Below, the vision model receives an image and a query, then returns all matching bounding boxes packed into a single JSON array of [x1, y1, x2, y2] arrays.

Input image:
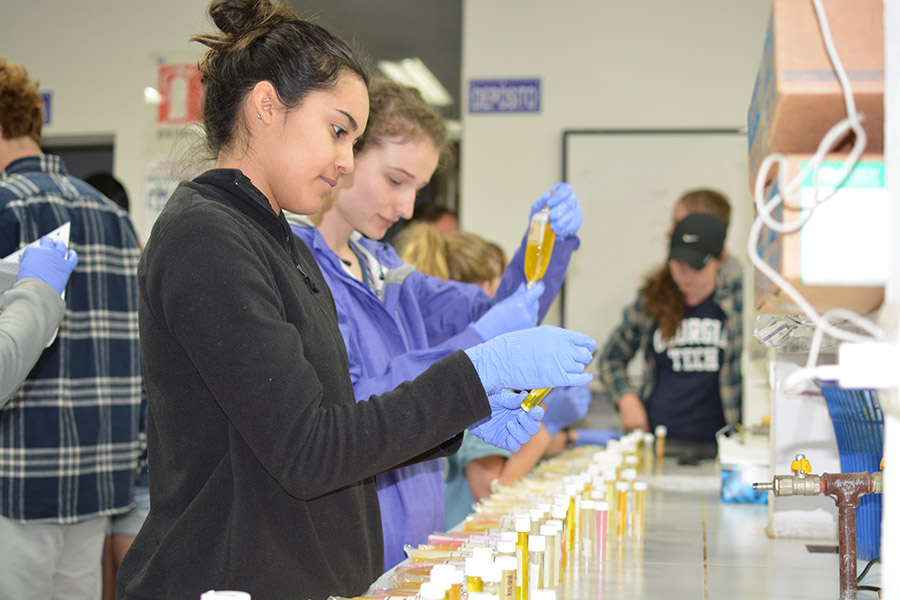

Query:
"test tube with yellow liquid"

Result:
[[525, 206, 555, 289], [521, 387, 551, 412], [521, 206, 555, 412]]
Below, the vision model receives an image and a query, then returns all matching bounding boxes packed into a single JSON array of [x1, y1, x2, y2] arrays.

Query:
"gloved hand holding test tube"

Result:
[[464, 325, 596, 452]]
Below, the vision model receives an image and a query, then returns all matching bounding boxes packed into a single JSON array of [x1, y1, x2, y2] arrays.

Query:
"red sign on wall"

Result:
[[157, 63, 202, 125]]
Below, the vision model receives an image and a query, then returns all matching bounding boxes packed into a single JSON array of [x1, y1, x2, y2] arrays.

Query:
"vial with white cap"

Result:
[[527, 534, 545, 597], [481, 562, 503, 596], [515, 514, 531, 600], [655, 425, 667, 461], [417, 581, 447, 600], [496, 555, 517, 600], [633, 481, 648, 540], [538, 524, 557, 589], [465, 556, 485, 593]]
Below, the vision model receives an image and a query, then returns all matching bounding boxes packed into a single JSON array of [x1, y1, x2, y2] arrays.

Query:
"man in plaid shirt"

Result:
[[0, 58, 143, 599]]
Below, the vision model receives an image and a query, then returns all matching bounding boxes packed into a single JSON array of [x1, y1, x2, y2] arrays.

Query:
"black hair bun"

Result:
[[209, 0, 274, 37]]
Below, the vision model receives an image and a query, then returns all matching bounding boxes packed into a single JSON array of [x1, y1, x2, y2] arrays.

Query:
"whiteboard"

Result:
[[562, 130, 752, 369]]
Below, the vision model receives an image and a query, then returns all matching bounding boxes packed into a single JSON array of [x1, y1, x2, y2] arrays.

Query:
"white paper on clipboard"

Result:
[[0, 222, 72, 346]]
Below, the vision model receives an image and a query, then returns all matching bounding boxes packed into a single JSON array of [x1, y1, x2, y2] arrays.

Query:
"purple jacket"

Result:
[[292, 219, 577, 570]]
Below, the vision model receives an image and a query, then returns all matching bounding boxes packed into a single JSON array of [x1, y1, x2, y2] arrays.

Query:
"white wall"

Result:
[[461, 0, 772, 419], [460, 0, 770, 249], [2, 0, 210, 238]]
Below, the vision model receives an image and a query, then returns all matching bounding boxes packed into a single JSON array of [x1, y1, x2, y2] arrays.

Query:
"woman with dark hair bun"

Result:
[[115, 1, 596, 599]]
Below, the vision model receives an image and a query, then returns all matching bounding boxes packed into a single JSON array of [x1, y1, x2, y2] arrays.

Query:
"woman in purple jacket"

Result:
[[290, 79, 585, 570]]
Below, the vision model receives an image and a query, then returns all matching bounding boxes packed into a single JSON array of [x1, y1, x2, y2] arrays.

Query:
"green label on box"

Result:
[[801, 160, 884, 189]]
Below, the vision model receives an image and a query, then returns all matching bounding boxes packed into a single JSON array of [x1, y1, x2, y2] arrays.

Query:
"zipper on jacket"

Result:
[[296, 262, 320, 293]]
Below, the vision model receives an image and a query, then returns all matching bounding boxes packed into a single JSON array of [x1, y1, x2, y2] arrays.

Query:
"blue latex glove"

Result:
[[17, 236, 78, 295], [528, 182, 582, 238], [471, 281, 543, 340], [541, 385, 592, 437], [464, 325, 596, 393], [573, 428, 622, 447], [469, 389, 545, 452]]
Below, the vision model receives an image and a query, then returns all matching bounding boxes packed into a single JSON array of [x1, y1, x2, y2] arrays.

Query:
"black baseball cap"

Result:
[[668, 213, 726, 270]]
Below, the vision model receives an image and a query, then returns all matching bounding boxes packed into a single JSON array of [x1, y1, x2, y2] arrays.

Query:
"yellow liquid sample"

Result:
[[521, 387, 551, 411], [525, 213, 555, 287]]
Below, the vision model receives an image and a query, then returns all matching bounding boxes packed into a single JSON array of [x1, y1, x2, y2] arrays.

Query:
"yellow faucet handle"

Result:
[[791, 457, 812, 474]]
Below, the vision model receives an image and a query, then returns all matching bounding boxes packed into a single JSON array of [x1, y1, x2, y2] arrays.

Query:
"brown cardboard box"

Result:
[[747, 0, 883, 188], [754, 153, 886, 315]]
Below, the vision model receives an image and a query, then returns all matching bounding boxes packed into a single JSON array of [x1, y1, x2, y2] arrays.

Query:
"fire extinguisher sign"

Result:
[[157, 63, 202, 125]]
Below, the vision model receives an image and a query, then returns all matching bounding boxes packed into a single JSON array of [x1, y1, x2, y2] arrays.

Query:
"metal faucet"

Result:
[[753, 454, 883, 600]]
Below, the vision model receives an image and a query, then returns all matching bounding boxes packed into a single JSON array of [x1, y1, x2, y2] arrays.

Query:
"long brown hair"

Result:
[[642, 189, 731, 339]]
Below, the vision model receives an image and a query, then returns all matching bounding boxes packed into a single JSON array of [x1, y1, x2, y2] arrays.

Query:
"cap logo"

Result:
[[682, 233, 699, 243]]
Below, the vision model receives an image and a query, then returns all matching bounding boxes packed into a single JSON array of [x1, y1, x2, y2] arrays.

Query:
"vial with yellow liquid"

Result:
[[525, 206, 555, 288], [521, 387, 551, 412]]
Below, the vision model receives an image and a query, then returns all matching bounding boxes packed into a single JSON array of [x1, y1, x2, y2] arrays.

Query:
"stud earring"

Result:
[[257, 114, 262, 120]]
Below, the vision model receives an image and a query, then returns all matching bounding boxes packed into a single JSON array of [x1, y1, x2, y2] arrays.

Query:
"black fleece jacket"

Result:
[[116, 169, 490, 600]]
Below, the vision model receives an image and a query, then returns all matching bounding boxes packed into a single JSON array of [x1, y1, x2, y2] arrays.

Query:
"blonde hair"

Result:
[[396, 223, 505, 286]]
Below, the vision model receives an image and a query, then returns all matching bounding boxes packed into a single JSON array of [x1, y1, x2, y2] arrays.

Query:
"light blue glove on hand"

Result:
[[541, 385, 592, 437], [471, 282, 543, 341], [528, 182, 582, 238], [469, 389, 545, 452], [574, 428, 622, 447], [464, 325, 596, 393], [17, 236, 78, 295]]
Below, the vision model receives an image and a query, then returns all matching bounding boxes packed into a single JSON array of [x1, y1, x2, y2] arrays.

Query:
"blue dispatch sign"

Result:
[[40, 92, 52, 125], [469, 79, 541, 114]]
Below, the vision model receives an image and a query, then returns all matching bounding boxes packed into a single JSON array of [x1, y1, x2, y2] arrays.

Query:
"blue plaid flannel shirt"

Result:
[[0, 155, 143, 523]]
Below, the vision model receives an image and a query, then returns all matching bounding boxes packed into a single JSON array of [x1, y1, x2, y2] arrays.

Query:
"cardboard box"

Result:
[[754, 153, 886, 315], [747, 0, 884, 188]]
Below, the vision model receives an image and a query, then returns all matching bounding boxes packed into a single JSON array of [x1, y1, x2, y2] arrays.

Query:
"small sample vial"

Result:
[[473, 546, 495, 562], [496, 555, 518, 600], [594, 500, 609, 563], [550, 505, 567, 577], [539, 524, 557, 589], [633, 481, 648, 541], [481, 563, 503, 596], [580, 499, 595, 561], [527, 534, 545, 597], [529, 508, 545, 535], [515, 515, 531, 600], [615, 481, 629, 538], [496, 539, 516, 559], [447, 567, 464, 600], [465, 556, 484, 593], [417, 581, 446, 600], [655, 425, 667, 461], [563, 484, 577, 555], [521, 387, 551, 412], [525, 205, 555, 288]]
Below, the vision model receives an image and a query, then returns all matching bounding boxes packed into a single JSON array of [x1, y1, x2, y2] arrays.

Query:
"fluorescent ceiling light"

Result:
[[143, 86, 162, 105], [377, 57, 453, 107]]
